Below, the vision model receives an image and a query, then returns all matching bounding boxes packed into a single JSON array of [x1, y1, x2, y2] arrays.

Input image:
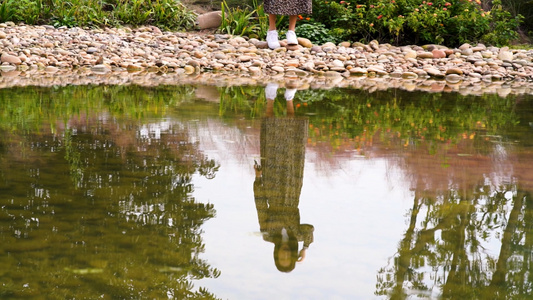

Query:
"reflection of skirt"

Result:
[[260, 117, 308, 208], [264, 0, 312, 16]]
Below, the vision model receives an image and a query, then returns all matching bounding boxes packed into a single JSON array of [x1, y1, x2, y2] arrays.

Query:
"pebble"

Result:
[[0, 24, 533, 95]]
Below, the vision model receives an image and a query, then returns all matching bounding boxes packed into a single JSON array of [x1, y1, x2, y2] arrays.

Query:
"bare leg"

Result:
[[266, 100, 275, 117], [288, 15, 297, 31], [269, 14, 277, 31], [286, 100, 295, 116]]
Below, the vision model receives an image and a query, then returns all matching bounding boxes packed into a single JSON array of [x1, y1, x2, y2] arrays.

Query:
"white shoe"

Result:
[[286, 30, 298, 45], [284, 88, 297, 101], [265, 82, 279, 99], [266, 30, 280, 49]]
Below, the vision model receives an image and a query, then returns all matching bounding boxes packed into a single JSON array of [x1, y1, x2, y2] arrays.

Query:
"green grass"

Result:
[[0, 0, 197, 31]]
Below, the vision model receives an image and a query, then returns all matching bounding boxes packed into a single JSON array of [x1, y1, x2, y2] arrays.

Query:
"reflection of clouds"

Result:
[[489, 143, 515, 187], [119, 200, 172, 226], [138, 121, 173, 141], [190, 119, 260, 168]]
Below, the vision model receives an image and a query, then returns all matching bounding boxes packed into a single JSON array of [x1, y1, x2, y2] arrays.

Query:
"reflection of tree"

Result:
[[376, 148, 533, 299], [0, 86, 221, 299]]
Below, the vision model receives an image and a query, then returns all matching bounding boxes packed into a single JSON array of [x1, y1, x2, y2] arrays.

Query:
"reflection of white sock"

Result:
[[284, 88, 297, 101], [265, 83, 279, 100]]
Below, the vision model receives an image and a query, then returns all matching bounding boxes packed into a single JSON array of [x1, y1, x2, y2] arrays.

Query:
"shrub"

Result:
[[310, 0, 522, 46], [295, 23, 341, 44], [1, 0, 197, 30], [220, 0, 262, 37]]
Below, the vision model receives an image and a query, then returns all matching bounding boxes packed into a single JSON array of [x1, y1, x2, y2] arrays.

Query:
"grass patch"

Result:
[[0, 0, 197, 31]]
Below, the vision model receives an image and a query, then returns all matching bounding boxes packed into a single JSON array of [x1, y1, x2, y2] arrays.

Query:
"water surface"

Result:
[[1, 84, 532, 299]]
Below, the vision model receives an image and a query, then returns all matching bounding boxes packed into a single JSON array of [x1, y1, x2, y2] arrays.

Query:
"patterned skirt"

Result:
[[264, 0, 312, 16]]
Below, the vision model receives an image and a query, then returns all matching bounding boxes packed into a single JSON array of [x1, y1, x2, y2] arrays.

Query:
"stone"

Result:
[[239, 55, 252, 62], [193, 51, 205, 58], [184, 65, 196, 74], [87, 47, 98, 54], [445, 68, 463, 75], [44, 66, 59, 73], [431, 49, 446, 59], [298, 38, 313, 48], [0, 65, 17, 72], [349, 67, 367, 75], [91, 64, 111, 73], [285, 44, 299, 51], [255, 41, 268, 49], [445, 74, 463, 83], [481, 51, 492, 58], [213, 52, 227, 60], [417, 52, 433, 59], [285, 60, 299, 67], [404, 50, 417, 59], [196, 11, 223, 29], [425, 67, 444, 78], [402, 72, 418, 79], [127, 64, 143, 72], [1, 53, 21, 65], [339, 41, 351, 48], [310, 45, 323, 53], [271, 66, 285, 73], [331, 59, 344, 68], [459, 43, 471, 50], [0, 21, 531, 93], [461, 48, 473, 56], [498, 50, 514, 61]]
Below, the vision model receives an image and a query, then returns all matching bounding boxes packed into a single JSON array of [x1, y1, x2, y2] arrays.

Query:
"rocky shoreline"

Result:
[[1, 22, 533, 96]]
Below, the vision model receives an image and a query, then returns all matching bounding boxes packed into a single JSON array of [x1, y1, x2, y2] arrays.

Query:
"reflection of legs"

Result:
[[265, 83, 278, 117], [285, 88, 296, 116], [266, 99, 275, 117], [284, 88, 296, 101], [265, 83, 279, 100], [286, 100, 294, 116]]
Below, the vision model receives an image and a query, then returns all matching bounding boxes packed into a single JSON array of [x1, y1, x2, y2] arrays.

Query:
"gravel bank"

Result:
[[1, 22, 533, 96]]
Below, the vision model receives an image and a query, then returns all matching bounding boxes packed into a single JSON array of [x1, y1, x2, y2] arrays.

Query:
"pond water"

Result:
[[1, 83, 533, 299]]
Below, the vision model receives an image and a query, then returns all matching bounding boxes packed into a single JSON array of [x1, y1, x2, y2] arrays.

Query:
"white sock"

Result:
[[265, 83, 279, 100], [284, 88, 297, 101]]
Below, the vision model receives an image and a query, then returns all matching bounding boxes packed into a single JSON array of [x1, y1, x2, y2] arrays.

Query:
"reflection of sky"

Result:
[[134, 117, 524, 299], [191, 120, 414, 299]]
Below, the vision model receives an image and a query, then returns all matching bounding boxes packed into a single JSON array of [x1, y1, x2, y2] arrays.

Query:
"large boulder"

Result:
[[196, 11, 223, 29]]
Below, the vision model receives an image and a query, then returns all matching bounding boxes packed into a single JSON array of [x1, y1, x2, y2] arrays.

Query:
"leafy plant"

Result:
[[220, 0, 262, 37], [309, 0, 523, 46], [295, 23, 339, 45], [2, 0, 196, 30], [0, 0, 16, 22]]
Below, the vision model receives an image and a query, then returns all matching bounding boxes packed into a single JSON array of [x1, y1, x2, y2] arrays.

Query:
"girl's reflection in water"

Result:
[[253, 82, 314, 273]]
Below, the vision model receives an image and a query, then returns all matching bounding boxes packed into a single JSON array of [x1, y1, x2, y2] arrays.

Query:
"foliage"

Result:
[[210, 85, 522, 155], [215, 0, 521, 46], [482, 0, 524, 46], [220, 0, 262, 37], [0, 0, 16, 22], [307, 0, 523, 46], [0, 0, 197, 30], [219, 0, 287, 39], [0, 84, 222, 299], [501, 0, 533, 36], [295, 23, 340, 45]]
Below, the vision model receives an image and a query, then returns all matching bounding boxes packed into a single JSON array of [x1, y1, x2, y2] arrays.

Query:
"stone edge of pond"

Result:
[[1, 22, 532, 97], [0, 69, 527, 97]]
